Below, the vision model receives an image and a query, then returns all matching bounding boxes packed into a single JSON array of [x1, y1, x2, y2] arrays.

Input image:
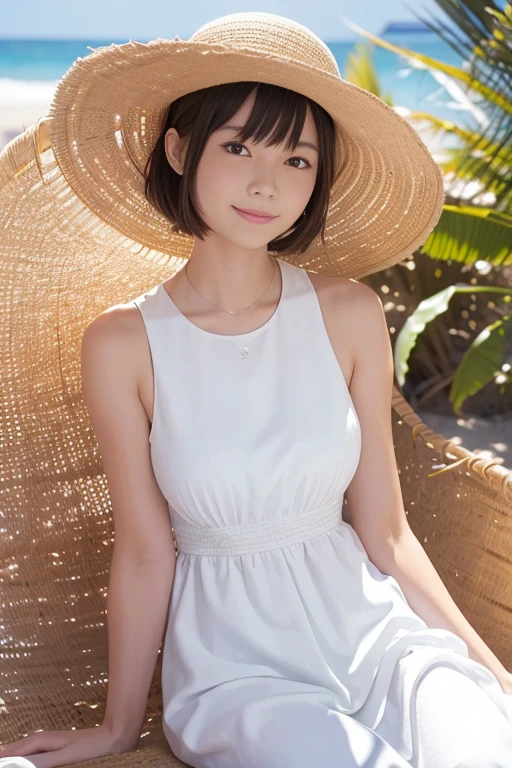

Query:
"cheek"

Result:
[[195, 155, 239, 205], [283, 172, 316, 208]]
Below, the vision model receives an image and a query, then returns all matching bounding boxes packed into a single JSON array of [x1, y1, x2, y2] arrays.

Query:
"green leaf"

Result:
[[394, 284, 512, 386], [450, 316, 511, 413], [402, 111, 512, 166], [420, 206, 512, 266], [394, 286, 457, 387]]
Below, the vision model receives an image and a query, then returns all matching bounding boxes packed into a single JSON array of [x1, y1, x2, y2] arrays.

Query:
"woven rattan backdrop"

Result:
[[1, 122, 511, 768]]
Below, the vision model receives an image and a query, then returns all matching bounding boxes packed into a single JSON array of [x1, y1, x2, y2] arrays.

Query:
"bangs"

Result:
[[210, 82, 308, 152]]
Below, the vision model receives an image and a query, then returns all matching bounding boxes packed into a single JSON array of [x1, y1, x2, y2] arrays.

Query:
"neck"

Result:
[[182, 247, 278, 312]]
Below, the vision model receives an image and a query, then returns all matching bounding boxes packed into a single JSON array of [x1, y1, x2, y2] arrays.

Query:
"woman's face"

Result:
[[167, 90, 319, 249]]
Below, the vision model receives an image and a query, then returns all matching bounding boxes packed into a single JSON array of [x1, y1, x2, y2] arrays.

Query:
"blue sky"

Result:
[[2, 0, 441, 40]]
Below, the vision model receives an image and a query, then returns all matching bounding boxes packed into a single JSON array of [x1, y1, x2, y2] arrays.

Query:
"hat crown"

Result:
[[190, 12, 341, 79]]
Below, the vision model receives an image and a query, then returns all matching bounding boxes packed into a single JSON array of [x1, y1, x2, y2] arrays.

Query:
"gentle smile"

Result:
[[233, 206, 278, 224]]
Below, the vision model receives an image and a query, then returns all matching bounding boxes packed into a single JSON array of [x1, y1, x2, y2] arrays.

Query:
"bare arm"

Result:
[[81, 307, 176, 750]]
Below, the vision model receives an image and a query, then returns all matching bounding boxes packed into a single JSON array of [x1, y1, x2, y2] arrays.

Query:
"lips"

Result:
[[233, 206, 277, 224], [235, 207, 276, 218]]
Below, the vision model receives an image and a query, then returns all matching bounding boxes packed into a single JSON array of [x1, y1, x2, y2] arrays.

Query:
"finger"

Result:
[[25, 753, 58, 768], [25, 746, 81, 768], [28, 741, 90, 768], [0, 739, 38, 758], [0, 735, 67, 758]]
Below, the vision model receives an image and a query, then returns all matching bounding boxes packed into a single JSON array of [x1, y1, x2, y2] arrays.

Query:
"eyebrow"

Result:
[[219, 124, 318, 153]]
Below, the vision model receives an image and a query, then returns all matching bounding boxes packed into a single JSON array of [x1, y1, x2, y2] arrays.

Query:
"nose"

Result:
[[247, 169, 277, 199]]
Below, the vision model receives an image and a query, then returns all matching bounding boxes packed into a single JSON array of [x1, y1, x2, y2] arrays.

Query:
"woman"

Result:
[[1, 12, 512, 768]]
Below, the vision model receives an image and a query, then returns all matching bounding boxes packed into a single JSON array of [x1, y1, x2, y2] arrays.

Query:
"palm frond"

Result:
[[340, 3, 512, 209]]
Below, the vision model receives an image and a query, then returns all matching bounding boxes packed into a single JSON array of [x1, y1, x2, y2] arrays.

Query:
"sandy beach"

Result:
[[0, 81, 56, 150], [1, 105, 47, 148], [417, 410, 512, 471]]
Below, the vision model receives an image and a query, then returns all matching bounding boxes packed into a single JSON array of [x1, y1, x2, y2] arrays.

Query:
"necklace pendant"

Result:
[[230, 340, 252, 359]]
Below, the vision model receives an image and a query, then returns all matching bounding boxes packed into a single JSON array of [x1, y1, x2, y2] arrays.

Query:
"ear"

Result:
[[164, 128, 187, 175]]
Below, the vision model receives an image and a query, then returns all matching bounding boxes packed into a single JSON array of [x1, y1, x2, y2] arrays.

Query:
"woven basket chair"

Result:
[[1, 120, 512, 768]]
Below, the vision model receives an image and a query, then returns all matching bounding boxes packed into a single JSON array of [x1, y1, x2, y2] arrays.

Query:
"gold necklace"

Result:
[[184, 258, 277, 316]]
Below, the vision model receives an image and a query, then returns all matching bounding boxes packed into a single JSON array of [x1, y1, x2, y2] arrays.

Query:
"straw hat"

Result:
[[36, 10, 445, 279]]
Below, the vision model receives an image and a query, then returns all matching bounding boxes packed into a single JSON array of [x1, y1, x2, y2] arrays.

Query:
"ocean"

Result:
[[0, 34, 469, 152]]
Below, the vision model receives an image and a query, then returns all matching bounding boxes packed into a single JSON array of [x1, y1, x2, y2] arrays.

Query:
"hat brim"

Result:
[[42, 38, 444, 278]]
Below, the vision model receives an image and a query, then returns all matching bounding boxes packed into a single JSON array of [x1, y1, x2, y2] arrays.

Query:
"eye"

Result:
[[287, 156, 311, 169], [223, 142, 250, 157], [222, 142, 311, 169]]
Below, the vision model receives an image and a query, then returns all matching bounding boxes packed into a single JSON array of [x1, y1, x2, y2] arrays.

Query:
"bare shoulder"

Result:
[[83, 298, 145, 342], [306, 269, 379, 311], [82, 300, 148, 384], [305, 270, 384, 386], [306, 270, 384, 338]]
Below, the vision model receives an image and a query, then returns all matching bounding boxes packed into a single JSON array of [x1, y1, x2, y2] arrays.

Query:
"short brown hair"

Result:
[[144, 81, 340, 257]]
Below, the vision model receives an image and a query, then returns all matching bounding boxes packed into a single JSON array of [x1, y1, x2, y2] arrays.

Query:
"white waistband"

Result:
[[172, 496, 344, 556]]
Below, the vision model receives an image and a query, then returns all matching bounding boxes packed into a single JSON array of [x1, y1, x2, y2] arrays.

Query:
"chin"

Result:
[[214, 229, 272, 249]]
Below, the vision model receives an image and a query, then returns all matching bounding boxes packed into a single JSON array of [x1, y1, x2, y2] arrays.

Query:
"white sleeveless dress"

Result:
[[131, 258, 512, 767]]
